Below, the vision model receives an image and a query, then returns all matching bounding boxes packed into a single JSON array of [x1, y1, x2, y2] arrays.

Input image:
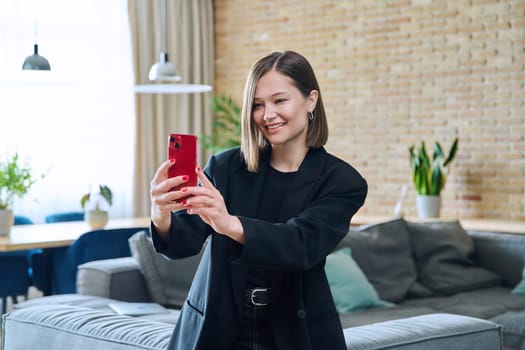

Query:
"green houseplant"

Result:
[[81, 184, 113, 229], [408, 138, 458, 218], [201, 94, 241, 154], [0, 153, 43, 234]]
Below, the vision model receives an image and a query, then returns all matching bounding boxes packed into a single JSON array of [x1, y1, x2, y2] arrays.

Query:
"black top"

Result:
[[247, 166, 297, 288], [152, 146, 368, 350]]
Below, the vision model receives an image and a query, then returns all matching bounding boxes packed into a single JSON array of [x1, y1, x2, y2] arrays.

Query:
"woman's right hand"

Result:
[[150, 159, 190, 240]]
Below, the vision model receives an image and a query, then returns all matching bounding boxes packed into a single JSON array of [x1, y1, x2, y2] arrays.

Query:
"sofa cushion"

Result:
[[470, 230, 525, 286], [511, 257, 525, 295], [3, 304, 174, 350], [129, 231, 204, 308], [405, 220, 502, 295], [491, 309, 525, 350], [401, 286, 525, 320], [325, 247, 393, 314], [14, 293, 182, 325], [339, 218, 417, 302], [343, 313, 502, 350], [77, 257, 150, 302]]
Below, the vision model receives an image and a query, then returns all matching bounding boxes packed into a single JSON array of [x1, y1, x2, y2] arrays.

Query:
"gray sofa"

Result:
[[3, 218, 525, 349]]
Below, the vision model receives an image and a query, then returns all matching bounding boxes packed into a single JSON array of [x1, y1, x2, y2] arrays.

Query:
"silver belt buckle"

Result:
[[250, 287, 269, 306]]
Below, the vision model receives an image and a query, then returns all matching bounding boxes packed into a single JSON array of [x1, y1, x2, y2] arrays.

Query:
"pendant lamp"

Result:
[[22, 44, 50, 70], [22, 22, 50, 71], [134, 0, 212, 94]]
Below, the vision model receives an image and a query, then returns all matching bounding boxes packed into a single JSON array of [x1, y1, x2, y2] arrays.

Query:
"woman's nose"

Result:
[[263, 107, 276, 121]]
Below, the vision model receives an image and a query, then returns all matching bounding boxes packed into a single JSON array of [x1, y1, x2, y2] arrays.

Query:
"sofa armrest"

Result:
[[343, 313, 502, 350], [76, 257, 151, 302], [469, 230, 525, 286]]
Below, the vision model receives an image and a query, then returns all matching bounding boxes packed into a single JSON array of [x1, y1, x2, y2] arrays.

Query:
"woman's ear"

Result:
[[308, 90, 319, 112]]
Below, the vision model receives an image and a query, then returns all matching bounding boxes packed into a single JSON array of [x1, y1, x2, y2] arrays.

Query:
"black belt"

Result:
[[246, 287, 272, 306]]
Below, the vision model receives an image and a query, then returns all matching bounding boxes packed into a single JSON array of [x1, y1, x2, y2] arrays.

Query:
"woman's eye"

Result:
[[275, 98, 287, 104], [252, 103, 263, 110]]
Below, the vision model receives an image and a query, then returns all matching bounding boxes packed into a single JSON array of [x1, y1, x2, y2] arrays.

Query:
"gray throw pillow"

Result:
[[405, 220, 502, 295], [338, 218, 417, 302], [128, 231, 205, 308]]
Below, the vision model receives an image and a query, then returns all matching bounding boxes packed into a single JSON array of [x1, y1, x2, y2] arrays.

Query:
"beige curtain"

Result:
[[128, 0, 214, 217]]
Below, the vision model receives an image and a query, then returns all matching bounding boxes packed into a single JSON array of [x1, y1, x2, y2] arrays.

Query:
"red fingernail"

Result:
[[182, 175, 189, 181], [181, 200, 187, 205], [169, 159, 175, 163], [181, 187, 188, 193], [196, 166, 201, 172]]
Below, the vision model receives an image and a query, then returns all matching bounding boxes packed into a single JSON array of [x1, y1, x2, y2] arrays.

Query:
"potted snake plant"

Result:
[[409, 138, 459, 218]]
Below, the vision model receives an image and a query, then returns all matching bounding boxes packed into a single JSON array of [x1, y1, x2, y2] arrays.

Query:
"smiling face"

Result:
[[252, 69, 317, 151], [240, 51, 328, 172]]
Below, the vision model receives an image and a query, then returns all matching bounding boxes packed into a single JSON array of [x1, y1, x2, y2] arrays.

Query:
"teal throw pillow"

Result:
[[511, 262, 525, 295], [325, 247, 394, 314]]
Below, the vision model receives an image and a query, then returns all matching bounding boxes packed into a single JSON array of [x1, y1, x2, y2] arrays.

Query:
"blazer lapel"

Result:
[[228, 150, 271, 321], [228, 151, 270, 218]]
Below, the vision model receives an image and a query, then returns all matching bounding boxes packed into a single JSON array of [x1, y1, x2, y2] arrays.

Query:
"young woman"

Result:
[[150, 50, 368, 350]]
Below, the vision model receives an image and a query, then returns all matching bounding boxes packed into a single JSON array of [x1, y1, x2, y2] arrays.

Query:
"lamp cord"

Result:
[[161, 0, 167, 56]]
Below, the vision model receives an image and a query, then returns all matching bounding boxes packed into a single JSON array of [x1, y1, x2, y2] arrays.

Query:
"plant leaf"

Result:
[[99, 185, 113, 206], [80, 193, 90, 209], [430, 160, 442, 195], [443, 137, 459, 167], [201, 94, 242, 154], [433, 142, 443, 163]]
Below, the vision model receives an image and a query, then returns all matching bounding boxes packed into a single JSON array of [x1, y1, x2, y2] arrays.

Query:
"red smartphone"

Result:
[[167, 133, 198, 191]]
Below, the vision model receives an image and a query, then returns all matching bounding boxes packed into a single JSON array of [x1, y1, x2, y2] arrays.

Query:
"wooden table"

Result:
[[351, 213, 525, 235], [0, 217, 151, 252]]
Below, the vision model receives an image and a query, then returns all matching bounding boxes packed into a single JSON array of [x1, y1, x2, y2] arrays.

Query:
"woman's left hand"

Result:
[[181, 166, 244, 243]]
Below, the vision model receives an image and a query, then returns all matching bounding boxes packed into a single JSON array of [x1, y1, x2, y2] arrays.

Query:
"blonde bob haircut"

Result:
[[240, 51, 328, 172]]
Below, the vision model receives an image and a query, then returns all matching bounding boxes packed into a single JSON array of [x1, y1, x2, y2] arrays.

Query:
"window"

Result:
[[0, 0, 135, 223]]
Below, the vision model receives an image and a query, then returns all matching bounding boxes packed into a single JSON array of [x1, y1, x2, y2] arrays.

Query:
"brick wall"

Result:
[[213, 0, 525, 220]]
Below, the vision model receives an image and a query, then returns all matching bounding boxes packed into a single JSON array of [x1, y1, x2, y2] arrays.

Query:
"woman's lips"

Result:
[[266, 122, 286, 132]]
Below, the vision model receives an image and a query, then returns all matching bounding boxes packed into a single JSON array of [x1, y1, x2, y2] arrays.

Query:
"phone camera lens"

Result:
[[175, 142, 181, 149]]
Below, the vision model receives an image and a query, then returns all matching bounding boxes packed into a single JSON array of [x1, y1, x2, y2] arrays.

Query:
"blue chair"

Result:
[[14, 215, 33, 225], [36, 227, 149, 295], [44, 212, 84, 223], [0, 215, 34, 313], [32, 211, 84, 294], [0, 256, 31, 314]]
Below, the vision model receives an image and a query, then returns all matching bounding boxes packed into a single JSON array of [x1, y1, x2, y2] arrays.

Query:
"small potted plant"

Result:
[[0, 153, 43, 235], [408, 138, 458, 218], [81, 184, 113, 229]]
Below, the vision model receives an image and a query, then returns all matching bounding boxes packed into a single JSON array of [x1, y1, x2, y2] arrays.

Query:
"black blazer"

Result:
[[152, 147, 367, 350]]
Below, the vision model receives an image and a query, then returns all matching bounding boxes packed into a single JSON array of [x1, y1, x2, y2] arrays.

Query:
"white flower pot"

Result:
[[416, 195, 441, 218], [85, 210, 108, 230], [0, 209, 14, 236]]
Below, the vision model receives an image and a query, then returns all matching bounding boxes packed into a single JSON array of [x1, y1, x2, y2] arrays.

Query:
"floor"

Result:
[[2, 287, 42, 314]]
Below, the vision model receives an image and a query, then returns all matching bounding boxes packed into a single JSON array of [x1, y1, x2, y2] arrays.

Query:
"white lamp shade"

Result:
[[134, 83, 212, 94], [148, 57, 181, 82]]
